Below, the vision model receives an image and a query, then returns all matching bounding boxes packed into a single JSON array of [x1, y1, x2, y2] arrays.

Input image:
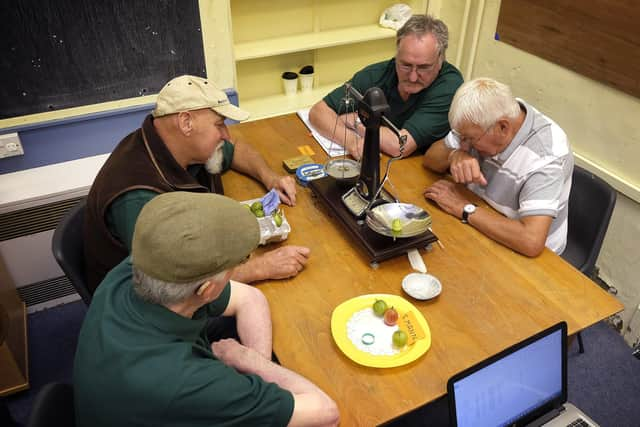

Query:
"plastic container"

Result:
[[242, 197, 291, 245]]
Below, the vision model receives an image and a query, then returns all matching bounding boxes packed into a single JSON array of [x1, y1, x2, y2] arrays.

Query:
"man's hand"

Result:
[[340, 113, 365, 136], [449, 150, 488, 186], [256, 246, 310, 279], [346, 136, 364, 161], [232, 245, 311, 283], [423, 180, 469, 219], [269, 175, 297, 206]]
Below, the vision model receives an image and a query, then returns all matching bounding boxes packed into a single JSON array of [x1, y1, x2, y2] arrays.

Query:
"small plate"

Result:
[[402, 273, 442, 300]]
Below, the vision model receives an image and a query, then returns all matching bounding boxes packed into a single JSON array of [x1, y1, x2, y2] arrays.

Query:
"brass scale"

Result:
[[309, 84, 437, 267]]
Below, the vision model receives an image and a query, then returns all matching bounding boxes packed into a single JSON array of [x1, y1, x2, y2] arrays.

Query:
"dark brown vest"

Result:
[[83, 115, 223, 294]]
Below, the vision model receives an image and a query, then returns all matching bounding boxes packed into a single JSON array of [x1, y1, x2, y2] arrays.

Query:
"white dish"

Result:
[[401, 273, 442, 300]]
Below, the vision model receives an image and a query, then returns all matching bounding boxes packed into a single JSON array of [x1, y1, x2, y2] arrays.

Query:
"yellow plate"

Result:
[[331, 294, 431, 368]]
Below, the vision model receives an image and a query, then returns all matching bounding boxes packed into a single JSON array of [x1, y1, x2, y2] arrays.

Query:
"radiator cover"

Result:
[[0, 195, 86, 313]]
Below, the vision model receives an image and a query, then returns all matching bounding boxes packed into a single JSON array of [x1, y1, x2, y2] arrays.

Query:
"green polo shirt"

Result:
[[74, 257, 294, 427], [105, 140, 235, 251], [324, 58, 463, 153]]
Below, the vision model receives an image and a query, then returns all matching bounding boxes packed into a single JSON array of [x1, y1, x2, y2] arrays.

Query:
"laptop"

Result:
[[447, 322, 599, 427]]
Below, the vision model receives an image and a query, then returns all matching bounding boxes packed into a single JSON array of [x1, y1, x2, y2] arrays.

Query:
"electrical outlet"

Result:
[[0, 133, 25, 159]]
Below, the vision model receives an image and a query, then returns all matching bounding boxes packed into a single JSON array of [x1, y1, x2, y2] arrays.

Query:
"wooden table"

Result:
[[226, 114, 623, 426]]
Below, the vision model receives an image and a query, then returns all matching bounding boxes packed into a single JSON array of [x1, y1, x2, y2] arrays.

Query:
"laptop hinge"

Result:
[[524, 405, 565, 427]]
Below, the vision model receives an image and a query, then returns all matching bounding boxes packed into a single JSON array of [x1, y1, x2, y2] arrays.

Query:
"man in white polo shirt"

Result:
[[422, 77, 573, 256]]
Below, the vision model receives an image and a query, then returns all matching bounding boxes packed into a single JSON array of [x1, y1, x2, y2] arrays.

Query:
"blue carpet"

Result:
[[567, 322, 640, 427], [6, 301, 640, 426], [6, 301, 86, 425]]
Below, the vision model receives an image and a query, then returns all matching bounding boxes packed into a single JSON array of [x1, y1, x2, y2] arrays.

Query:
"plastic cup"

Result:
[[299, 73, 314, 93], [299, 65, 314, 93], [282, 72, 298, 96]]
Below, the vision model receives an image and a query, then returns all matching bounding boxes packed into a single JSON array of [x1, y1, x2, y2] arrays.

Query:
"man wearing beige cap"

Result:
[[74, 192, 339, 427], [84, 75, 310, 294]]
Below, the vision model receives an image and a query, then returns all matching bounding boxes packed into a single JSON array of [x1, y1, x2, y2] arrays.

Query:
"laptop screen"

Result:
[[448, 322, 567, 427]]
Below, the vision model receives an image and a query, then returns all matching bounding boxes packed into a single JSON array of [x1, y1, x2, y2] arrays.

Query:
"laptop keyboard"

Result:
[[566, 418, 590, 427]]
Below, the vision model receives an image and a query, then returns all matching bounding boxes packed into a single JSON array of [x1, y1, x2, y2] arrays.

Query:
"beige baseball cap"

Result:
[[152, 75, 250, 121]]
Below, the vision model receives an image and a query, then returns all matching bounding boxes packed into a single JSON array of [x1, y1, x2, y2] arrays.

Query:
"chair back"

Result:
[[561, 165, 616, 276], [52, 201, 92, 305], [26, 382, 75, 427]]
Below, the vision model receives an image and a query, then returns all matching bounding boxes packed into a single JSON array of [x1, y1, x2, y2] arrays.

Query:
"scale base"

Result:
[[309, 177, 438, 264]]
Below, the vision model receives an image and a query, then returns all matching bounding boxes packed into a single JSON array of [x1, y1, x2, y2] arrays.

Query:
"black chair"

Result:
[[561, 165, 617, 353], [26, 382, 75, 427], [52, 201, 92, 305]]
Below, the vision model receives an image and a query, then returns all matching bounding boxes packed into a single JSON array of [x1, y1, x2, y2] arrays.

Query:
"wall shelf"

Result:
[[235, 24, 395, 61], [230, 0, 427, 121], [241, 84, 339, 121]]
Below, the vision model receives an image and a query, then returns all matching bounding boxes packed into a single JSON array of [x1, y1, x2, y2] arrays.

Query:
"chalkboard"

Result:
[[0, 1, 206, 119]]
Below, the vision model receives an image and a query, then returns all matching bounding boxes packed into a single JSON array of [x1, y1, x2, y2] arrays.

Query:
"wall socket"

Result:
[[0, 132, 25, 159]]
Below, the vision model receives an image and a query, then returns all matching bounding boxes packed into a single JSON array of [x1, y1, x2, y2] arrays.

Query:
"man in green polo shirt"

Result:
[[74, 192, 339, 427], [309, 14, 463, 158]]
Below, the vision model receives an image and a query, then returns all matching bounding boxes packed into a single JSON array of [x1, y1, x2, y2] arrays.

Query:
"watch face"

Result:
[[463, 204, 476, 214]]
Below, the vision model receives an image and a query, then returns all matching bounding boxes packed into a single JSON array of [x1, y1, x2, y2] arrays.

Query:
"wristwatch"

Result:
[[461, 204, 476, 224]]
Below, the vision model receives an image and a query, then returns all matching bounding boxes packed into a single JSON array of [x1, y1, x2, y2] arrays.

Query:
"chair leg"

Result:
[[577, 331, 585, 354]]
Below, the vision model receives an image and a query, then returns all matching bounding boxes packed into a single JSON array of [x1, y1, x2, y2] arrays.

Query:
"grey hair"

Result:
[[132, 265, 228, 306], [448, 78, 522, 130], [396, 14, 449, 60]]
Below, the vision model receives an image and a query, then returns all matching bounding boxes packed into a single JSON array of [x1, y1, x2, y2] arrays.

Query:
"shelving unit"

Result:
[[240, 84, 336, 120], [235, 24, 395, 61], [230, 0, 428, 121]]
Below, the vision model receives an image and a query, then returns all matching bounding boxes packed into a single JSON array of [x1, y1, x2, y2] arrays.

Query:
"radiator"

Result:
[[0, 155, 107, 312]]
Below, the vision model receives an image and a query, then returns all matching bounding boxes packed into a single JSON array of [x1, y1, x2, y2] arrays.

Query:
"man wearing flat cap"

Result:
[[84, 75, 310, 294], [74, 192, 339, 427]]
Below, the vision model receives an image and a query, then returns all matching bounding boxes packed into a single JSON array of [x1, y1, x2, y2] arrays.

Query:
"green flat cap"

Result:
[[132, 192, 260, 283]]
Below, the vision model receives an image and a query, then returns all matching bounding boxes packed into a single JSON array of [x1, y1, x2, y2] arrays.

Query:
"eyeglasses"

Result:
[[397, 62, 437, 76], [451, 124, 494, 148]]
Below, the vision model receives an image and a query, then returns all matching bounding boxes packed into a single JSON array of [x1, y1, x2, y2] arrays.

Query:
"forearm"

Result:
[[422, 140, 451, 173], [230, 257, 266, 284], [465, 207, 549, 257], [242, 352, 339, 427], [226, 281, 272, 359], [231, 140, 279, 190], [212, 339, 339, 427], [379, 127, 417, 157], [309, 101, 359, 149]]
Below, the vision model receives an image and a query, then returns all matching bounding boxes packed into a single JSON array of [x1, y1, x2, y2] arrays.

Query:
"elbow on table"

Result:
[[321, 399, 340, 427], [326, 400, 340, 427], [517, 239, 547, 258], [291, 393, 340, 427]]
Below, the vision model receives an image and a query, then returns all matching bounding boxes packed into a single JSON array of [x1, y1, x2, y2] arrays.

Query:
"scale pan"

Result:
[[366, 203, 432, 238], [325, 158, 360, 186]]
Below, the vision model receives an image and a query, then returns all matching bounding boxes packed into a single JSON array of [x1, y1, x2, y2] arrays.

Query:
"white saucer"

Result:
[[402, 272, 442, 300]]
